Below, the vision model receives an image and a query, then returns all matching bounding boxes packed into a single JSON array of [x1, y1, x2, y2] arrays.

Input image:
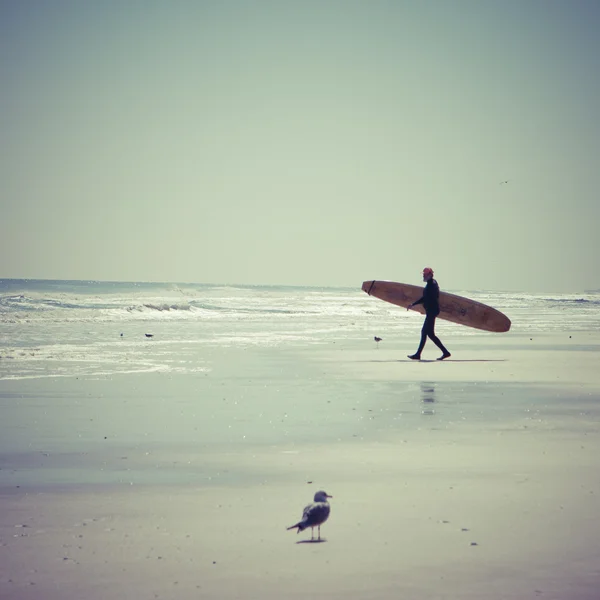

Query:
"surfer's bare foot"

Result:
[[408, 354, 421, 360], [437, 352, 451, 361]]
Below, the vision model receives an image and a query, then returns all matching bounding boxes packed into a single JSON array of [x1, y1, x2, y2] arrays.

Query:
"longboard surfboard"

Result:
[[362, 280, 511, 333]]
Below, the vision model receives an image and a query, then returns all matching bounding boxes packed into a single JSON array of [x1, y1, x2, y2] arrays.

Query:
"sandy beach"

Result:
[[1, 331, 599, 599]]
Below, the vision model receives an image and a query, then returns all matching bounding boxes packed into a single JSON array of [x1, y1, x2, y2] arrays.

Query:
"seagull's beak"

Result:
[[326, 494, 333, 498]]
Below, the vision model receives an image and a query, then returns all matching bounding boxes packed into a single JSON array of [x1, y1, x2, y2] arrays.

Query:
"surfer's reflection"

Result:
[[421, 382, 436, 415]]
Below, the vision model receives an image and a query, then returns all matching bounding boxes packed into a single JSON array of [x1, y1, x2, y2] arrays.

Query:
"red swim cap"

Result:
[[423, 267, 434, 276]]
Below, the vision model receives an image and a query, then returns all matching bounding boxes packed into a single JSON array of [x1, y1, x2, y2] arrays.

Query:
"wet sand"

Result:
[[1, 332, 599, 599]]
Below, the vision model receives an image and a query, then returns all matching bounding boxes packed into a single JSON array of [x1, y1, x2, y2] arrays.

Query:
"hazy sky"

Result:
[[1, 0, 599, 292]]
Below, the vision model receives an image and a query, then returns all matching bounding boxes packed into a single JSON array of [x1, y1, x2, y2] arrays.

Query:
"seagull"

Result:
[[287, 490, 332, 541], [374, 336, 382, 347], [145, 333, 154, 338]]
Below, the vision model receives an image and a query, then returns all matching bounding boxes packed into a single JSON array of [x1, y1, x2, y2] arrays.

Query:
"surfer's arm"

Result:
[[407, 296, 424, 310]]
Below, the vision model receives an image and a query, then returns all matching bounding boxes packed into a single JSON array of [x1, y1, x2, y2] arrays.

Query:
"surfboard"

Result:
[[362, 280, 511, 333]]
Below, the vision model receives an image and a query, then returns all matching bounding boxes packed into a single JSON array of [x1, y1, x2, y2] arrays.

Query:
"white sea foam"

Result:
[[1, 280, 599, 379]]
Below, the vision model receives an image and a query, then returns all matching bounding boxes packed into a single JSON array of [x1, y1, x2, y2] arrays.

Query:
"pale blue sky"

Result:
[[1, 0, 599, 292]]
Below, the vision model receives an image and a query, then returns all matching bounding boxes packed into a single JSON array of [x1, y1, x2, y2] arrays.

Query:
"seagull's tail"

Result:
[[287, 522, 305, 533]]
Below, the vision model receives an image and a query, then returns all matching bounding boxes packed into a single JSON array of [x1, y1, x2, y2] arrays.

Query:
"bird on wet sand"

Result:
[[145, 333, 154, 338], [374, 336, 382, 347], [287, 490, 332, 541]]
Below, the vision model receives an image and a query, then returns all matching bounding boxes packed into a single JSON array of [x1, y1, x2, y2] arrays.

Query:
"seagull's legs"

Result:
[[310, 527, 314, 540], [317, 525, 321, 541]]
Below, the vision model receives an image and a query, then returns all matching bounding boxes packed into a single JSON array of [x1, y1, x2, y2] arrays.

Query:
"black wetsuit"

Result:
[[412, 279, 449, 356]]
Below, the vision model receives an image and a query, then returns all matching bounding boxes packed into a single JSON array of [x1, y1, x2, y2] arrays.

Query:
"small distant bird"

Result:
[[500, 180, 509, 184], [287, 490, 332, 541], [145, 333, 154, 338], [374, 336, 382, 347]]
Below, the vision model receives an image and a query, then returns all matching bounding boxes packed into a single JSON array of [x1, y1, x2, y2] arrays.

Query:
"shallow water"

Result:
[[2, 280, 599, 491], [2, 279, 600, 380]]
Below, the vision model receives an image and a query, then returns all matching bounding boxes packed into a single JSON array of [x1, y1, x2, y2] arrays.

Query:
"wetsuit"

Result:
[[412, 279, 449, 357]]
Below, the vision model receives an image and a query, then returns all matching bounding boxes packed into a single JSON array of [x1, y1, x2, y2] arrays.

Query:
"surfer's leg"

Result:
[[414, 320, 429, 356], [408, 319, 428, 359], [427, 317, 451, 358]]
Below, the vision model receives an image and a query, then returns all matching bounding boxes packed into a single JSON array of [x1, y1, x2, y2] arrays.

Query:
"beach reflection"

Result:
[[421, 382, 436, 415]]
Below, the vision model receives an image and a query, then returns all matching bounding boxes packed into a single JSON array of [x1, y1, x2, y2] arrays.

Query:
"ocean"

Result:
[[1, 279, 599, 554], [1, 279, 599, 381]]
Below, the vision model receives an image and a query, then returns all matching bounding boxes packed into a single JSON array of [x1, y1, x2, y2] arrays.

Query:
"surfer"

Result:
[[407, 268, 451, 361]]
